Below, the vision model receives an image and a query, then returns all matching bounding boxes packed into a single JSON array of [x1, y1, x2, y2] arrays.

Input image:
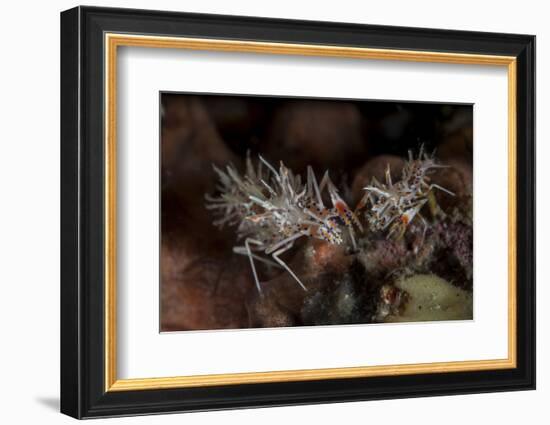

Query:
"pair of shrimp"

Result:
[[206, 154, 362, 293], [207, 146, 454, 293]]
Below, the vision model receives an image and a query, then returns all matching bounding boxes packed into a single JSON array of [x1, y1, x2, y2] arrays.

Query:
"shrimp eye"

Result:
[[329, 216, 344, 226]]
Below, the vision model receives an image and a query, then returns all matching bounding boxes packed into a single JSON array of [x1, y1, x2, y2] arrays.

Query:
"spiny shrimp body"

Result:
[[356, 145, 454, 240], [206, 154, 361, 293]]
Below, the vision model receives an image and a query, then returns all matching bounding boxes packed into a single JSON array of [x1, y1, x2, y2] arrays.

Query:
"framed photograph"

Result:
[[60, 6, 535, 419]]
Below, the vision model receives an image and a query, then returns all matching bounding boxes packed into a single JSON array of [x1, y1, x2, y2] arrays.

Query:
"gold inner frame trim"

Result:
[[104, 33, 518, 392]]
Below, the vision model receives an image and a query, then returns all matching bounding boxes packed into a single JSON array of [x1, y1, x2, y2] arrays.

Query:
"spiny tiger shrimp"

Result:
[[355, 145, 454, 241], [205, 153, 362, 293]]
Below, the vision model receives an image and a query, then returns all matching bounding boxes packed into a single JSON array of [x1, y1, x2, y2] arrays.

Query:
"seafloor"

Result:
[[160, 94, 473, 331]]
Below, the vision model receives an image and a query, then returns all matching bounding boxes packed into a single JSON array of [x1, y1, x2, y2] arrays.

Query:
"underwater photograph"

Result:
[[160, 93, 473, 331]]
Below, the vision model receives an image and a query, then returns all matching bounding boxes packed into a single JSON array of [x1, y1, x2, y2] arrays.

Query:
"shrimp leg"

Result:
[[307, 166, 325, 207], [233, 246, 282, 269], [272, 242, 307, 291], [265, 231, 307, 255], [429, 183, 455, 196], [237, 238, 265, 294]]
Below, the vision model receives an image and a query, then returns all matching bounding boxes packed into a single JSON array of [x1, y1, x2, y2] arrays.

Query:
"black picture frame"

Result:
[[60, 5, 535, 419]]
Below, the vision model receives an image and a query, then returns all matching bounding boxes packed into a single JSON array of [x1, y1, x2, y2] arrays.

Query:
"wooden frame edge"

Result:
[[103, 33, 518, 392], [108, 358, 516, 391]]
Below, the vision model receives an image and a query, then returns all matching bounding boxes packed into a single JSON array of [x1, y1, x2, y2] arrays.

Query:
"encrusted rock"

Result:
[[433, 220, 474, 285], [429, 163, 473, 213], [381, 274, 473, 323], [356, 238, 409, 277], [248, 242, 375, 328], [301, 259, 379, 326], [161, 241, 253, 331]]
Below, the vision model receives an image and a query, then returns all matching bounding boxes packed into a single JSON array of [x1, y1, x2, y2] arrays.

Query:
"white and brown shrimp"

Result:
[[205, 153, 362, 293], [355, 145, 454, 241]]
